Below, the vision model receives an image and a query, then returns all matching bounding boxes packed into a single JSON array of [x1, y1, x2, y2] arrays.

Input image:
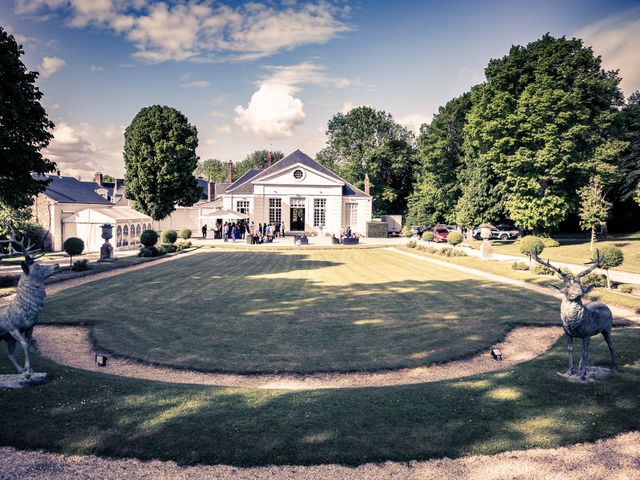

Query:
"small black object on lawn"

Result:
[[95, 354, 108, 367], [490, 348, 503, 361]]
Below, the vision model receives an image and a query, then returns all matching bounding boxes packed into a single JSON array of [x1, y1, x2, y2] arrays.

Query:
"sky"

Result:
[[2, 0, 640, 178]]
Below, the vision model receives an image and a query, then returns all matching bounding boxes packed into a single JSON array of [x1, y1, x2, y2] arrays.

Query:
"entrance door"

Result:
[[290, 207, 305, 231]]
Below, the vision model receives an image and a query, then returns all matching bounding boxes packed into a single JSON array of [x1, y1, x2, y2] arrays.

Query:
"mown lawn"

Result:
[[40, 249, 559, 373], [1, 330, 638, 466], [468, 232, 640, 273]]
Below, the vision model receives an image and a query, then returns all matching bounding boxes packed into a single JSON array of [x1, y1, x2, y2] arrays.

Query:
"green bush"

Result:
[[366, 221, 388, 238], [447, 231, 463, 248], [401, 225, 412, 237], [160, 243, 177, 253], [438, 247, 468, 257], [532, 264, 555, 276], [406, 240, 417, 248], [179, 229, 192, 240], [511, 261, 529, 271], [541, 237, 560, 248], [619, 284, 635, 294], [422, 231, 435, 242], [71, 259, 89, 271], [161, 229, 178, 244], [559, 267, 575, 281], [581, 273, 607, 288], [63, 237, 84, 267], [140, 230, 158, 248], [595, 246, 624, 289], [176, 241, 192, 251], [517, 236, 545, 258], [138, 246, 165, 257]]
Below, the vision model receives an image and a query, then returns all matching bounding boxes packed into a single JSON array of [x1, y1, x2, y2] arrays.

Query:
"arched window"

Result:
[[123, 225, 129, 246], [136, 224, 141, 243], [116, 225, 123, 247]]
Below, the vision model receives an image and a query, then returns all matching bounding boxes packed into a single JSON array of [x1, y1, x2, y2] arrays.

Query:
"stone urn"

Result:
[[99, 223, 115, 262], [479, 223, 493, 259]]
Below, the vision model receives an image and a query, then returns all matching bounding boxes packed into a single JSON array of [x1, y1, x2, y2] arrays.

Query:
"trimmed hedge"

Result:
[[179, 229, 192, 240], [140, 230, 158, 247], [161, 229, 178, 244]]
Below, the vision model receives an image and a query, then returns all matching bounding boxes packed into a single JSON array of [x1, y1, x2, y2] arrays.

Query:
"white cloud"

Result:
[[204, 138, 217, 145], [215, 124, 232, 134], [39, 56, 65, 78], [398, 113, 431, 134], [260, 62, 350, 92], [234, 83, 305, 139], [576, 8, 640, 96], [340, 101, 371, 114], [89, 64, 104, 72], [209, 110, 226, 118], [180, 80, 210, 88], [16, 1, 352, 63]]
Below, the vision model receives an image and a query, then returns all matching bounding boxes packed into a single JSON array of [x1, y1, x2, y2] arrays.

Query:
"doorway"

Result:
[[290, 207, 305, 231]]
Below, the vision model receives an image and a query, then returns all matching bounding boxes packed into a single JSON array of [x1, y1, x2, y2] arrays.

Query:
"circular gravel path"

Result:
[[1, 432, 639, 480]]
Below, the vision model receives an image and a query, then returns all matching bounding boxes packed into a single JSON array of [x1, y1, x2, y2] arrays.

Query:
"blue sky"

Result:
[[2, 0, 640, 178]]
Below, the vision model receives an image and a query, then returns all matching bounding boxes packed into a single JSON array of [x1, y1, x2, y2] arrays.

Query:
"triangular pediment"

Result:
[[253, 162, 344, 186]]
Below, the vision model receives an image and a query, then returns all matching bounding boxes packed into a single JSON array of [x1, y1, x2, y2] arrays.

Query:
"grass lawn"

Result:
[[1, 330, 638, 466], [40, 249, 559, 373], [467, 232, 640, 274]]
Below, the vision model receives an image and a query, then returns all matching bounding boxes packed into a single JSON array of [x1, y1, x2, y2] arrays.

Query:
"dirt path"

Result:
[[35, 324, 559, 389], [1, 431, 638, 480]]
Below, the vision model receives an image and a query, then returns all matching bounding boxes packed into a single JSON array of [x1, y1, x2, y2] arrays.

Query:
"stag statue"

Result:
[[533, 251, 617, 381], [0, 224, 59, 379]]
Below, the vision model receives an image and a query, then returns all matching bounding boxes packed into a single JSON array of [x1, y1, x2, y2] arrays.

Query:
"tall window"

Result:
[[123, 225, 129, 246], [314, 198, 326, 227], [346, 203, 358, 226], [236, 200, 250, 214], [269, 198, 282, 224], [116, 225, 122, 247]]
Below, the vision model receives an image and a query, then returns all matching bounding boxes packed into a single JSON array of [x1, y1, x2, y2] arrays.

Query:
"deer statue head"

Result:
[[532, 250, 600, 301], [0, 223, 59, 278]]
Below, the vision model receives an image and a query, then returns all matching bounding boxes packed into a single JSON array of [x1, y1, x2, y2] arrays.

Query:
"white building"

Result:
[[222, 150, 372, 235]]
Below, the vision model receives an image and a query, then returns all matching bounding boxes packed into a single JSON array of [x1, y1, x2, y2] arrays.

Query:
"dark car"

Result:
[[472, 224, 519, 241]]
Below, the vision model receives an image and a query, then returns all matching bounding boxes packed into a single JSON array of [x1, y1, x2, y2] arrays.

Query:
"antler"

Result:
[[0, 222, 43, 263], [532, 252, 570, 284], [576, 249, 600, 281]]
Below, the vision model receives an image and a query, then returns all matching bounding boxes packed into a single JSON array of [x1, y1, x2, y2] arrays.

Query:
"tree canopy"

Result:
[[316, 106, 418, 215], [618, 91, 640, 205], [234, 150, 283, 178], [0, 27, 56, 210], [124, 105, 201, 221], [195, 158, 228, 183]]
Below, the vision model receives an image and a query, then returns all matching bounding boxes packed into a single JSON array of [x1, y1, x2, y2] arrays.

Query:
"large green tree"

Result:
[[124, 105, 201, 220], [234, 150, 283, 179], [407, 92, 472, 226], [0, 27, 56, 210], [618, 91, 640, 205], [463, 34, 625, 232], [195, 158, 228, 183], [317, 106, 417, 215]]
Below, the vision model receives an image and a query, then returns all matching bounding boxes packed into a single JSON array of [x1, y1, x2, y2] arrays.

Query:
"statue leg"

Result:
[[5, 337, 24, 373], [579, 336, 590, 380], [566, 335, 574, 375], [602, 330, 618, 371], [9, 329, 31, 379]]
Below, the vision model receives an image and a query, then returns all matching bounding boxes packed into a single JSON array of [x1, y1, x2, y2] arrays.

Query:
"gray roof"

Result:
[[38, 175, 112, 205], [225, 168, 260, 192], [224, 150, 370, 197]]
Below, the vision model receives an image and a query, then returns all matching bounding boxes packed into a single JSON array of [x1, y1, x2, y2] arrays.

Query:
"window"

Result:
[[136, 224, 141, 243], [314, 198, 326, 227], [269, 198, 282, 224], [290, 197, 305, 208], [236, 200, 250, 214], [293, 169, 304, 180], [345, 203, 358, 226], [116, 225, 122, 247], [122, 225, 129, 246]]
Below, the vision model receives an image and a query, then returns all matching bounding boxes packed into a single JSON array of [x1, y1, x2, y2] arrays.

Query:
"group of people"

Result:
[[201, 220, 285, 244]]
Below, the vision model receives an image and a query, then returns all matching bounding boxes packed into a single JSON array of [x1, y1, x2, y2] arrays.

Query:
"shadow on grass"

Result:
[[38, 250, 561, 373], [1, 329, 639, 466]]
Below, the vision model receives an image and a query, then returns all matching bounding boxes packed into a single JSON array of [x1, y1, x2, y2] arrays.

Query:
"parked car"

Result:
[[472, 224, 519, 241], [433, 226, 450, 243], [411, 225, 427, 237]]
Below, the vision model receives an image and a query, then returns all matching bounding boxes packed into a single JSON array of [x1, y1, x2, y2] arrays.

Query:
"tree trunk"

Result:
[[590, 227, 596, 252], [606, 270, 611, 289]]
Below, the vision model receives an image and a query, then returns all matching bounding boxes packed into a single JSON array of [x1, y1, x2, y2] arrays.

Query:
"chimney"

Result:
[[95, 172, 103, 186], [227, 159, 233, 183], [364, 173, 370, 195], [207, 181, 213, 201], [267, 151, 272, 169]]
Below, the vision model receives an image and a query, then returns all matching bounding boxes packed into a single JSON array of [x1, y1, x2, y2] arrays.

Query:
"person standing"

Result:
[[202, 224, 207, 238]]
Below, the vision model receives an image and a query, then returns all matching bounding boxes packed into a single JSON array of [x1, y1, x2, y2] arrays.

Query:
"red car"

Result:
[[433, 227, 449, 243]]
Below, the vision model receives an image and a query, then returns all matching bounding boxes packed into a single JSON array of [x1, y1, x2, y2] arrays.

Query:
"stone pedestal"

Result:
[[98, 223, 116, 262], [481, 239, 493, 259], [0, 372, 48, 389], [557, 366, 616, 384]]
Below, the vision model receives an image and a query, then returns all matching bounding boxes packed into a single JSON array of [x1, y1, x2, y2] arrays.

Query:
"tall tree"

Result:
[[0, 27, 56, 210], [578, 177, 611, 251], [407, 92, 472, 226], [618, 91, 640, 204], [196, 159, 228, 183], [464, 34, 625, 232], [234, 150, 284, 178], [317, 106, 417, 215], [124, 105, 201, 220]]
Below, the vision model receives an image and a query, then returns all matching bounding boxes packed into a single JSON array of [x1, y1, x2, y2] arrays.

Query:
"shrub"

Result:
[[160, 243, 177, 253], [559, 267, 575, 281], [532, 264, 555, 276], [63, 237, 84, 267], [406, 240, 417, 248], [423, 246, 438, 254], [511, 261, 529, 271], [176, 241, 192, 251], [140, 230, 158, 247], [447, 231, 463, 248], [161, 229, 178, 244], [138, 246, 165, 257], [422, 231, 435, 243], [595, 246, 624, 289], [619, 284, 635, 294], [179, 228, 192, 240], [401, 225, 412, 237], [517, 236, 545, 266], [365, 221, 388, 238], [71, 259, 89, 271], [541, 237, 560, 248], [438, 247, 468, 257], [581, 273, 607, 288]]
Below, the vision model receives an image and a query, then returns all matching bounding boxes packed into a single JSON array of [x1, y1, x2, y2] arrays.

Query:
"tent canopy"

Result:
[[198, 209, 249, 220]]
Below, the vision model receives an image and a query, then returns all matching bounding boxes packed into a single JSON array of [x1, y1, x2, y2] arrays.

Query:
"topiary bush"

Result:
[[511, 261, 529, 271], [422, 231, 435, 243], [541, 237, 560, 248], [447, 231, 463, 248], [63, 237, 84, 267], [401, 225, 412, 237], [138, 246, 161, 257], [517, 236, 545, 267], [71, 259, 89, 271], [161, 229, 178, 244], [406, 240, 417, 248], [140, 229, 158, 247], [160, 243, 177, 253], [581, 272, 607, 288], [176, 241, 192, 251], [532, 264, 555, 276], [595, 246, 624, 289], [179, 228, 192, 240]]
